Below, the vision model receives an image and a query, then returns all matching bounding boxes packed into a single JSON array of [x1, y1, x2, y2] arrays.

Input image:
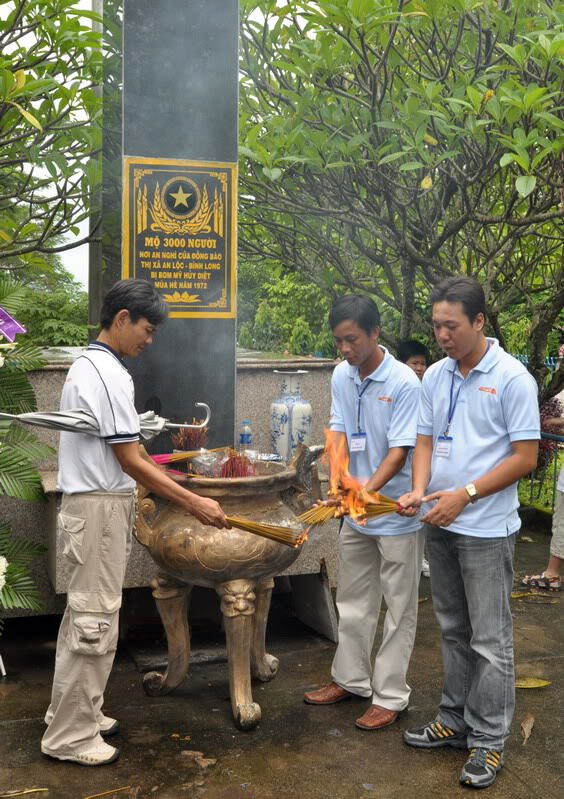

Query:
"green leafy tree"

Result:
[[0, 1, 102, 265], [0, 277, 53, 628], [237, 266, 338, 354], [239, 0, 564, 400], [288, 315, 315, 355], [265, 273, 330, 341], [237, 320, 256, 349], [314, 327, 338, 358], [252, 299, 284, 350], [23, 284, 89, 347], [2, 243, 90, 346]]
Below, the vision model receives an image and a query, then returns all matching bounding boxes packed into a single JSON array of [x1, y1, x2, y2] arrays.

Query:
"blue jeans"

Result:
[[425, 524, 516, 750]]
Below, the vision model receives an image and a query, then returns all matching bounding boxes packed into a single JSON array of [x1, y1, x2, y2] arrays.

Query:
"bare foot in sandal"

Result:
[[521, 573, 561, 591]]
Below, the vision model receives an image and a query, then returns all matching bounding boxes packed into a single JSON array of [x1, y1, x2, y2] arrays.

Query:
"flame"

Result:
[[323, 429, 386, 524]]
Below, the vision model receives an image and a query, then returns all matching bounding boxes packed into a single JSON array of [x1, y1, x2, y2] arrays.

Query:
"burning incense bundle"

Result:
[[226, 516, 306, 548], [298, 494, 399, 527], [298, 429, 400, 526]]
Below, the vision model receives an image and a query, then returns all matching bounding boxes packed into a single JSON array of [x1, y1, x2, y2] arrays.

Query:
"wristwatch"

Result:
[[465, 483, 479, 503]]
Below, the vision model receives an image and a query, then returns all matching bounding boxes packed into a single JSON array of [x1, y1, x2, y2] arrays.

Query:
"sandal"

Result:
[[521, 573, 561, 592]]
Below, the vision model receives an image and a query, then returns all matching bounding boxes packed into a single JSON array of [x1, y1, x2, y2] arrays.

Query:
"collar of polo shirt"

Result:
[[346, 346, 394, 384], [444, 337, 500, 376]]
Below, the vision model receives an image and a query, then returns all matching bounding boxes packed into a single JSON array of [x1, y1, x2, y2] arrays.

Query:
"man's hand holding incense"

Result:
[[314, 494, 345, 516], [420, 488, 470, 528], [396, 491, 424, 516], [186, 494, 231, 530], [113, 440, 230, 530]]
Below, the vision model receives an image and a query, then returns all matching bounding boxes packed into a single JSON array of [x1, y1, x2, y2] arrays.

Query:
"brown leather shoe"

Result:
[[304, 681, 359, 705], [355, 704, 399, 730]]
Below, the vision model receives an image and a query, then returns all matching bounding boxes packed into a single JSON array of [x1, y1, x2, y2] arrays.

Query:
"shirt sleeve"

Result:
[[501, 372, 540, 442], [80, 358, 140, 443], [417, 371, 434, 436], [329, 370, 346, 432], [388, 381, 420, 447]]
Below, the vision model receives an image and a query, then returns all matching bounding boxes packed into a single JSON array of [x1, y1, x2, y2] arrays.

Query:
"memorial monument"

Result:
[[91, 0, 239, 448]]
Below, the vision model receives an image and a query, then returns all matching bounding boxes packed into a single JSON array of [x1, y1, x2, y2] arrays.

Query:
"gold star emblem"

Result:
[[169, 184, 191, 208]]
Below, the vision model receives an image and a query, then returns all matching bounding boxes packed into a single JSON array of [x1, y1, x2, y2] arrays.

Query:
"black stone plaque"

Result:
[[116, 0, 238, 451], [123, 157, 236, 318]]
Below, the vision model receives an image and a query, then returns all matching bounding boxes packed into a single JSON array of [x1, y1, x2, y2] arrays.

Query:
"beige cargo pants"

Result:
[[41, 490, 135, 756]]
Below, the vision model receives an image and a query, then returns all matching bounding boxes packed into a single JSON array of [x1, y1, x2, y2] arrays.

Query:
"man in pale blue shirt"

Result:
[[399, 276, 539, 790], [304, 295, 423, 731]]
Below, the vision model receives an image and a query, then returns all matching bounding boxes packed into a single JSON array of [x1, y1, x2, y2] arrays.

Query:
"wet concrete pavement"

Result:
[[0, 517, 562, 799]]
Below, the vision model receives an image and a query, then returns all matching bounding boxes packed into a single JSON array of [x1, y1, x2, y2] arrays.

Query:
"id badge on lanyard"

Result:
[[435, 435, 453, 457], [351, 381, 370, 453], [437, 370, 462, 458], [350, 433, 367, 452]]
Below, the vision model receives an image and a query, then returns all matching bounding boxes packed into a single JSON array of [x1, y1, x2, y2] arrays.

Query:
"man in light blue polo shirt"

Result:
[[304, 294, 423, 731], [399, 276, 539, 790]]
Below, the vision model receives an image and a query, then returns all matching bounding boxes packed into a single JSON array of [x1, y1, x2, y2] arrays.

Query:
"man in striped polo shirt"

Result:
[[42, 279, 229, 766]]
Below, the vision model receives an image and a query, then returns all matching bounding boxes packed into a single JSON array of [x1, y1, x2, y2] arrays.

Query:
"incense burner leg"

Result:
[[217, 579, 261, 730], [143, 574, 192, 697], [250, 578, 279, 682]]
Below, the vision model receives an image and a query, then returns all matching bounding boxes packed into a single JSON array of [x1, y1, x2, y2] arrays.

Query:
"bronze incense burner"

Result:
[[134, 444, 322, 729]]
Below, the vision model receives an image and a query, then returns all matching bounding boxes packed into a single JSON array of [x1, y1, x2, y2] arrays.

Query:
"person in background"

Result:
[[397, 339, 432, 576], [42, 279, 229, 767], [303, 294, 423, 731], [398, 275, 539, 790], [522, 410, 563, 591], [397, 339, 431, 381]]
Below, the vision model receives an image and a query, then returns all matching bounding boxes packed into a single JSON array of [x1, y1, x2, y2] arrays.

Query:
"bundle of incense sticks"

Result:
[[298, 493, 399, 526], [151, 447, 226, 465], [171, 418, 208, 451], [217, 451, 257, 478], [226, 516, 306, 548]]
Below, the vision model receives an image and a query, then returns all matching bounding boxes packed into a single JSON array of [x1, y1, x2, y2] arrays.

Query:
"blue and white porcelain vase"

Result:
[[270, 370, 313, 463]]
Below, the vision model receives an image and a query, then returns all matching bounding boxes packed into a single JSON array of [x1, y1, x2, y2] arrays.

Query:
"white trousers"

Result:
[[331, 522, 423, 711], [42, 491, 135, 755]]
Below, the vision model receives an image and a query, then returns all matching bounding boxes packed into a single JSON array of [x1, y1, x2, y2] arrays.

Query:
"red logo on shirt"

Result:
[[479, 386, 496, 394], [377, 396, 393, 403]]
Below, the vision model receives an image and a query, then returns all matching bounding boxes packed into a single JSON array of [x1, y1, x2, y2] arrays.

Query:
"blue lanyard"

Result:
[[444, 342, 491, 436], [444, 370, 463, 437], [357, 381, 371, 433]]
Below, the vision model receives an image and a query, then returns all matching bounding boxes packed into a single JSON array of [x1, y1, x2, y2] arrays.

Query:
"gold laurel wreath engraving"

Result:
[[150, 183, 214, 234], [162, 291, 201, 303]]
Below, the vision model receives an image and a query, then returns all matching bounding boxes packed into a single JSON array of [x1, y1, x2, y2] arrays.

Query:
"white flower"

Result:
[[0, 555, 8, 591], [0, 354, 4, 368]]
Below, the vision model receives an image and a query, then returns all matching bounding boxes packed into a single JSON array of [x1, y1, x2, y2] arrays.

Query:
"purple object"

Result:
[[0, 305, 26, 342]]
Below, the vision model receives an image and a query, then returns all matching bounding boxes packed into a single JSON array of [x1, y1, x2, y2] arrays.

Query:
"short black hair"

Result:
[[429, 275, 486, 323], [397, 339, 430, 364], [328, 294, 381, 334], [100, 279, 169, 329]]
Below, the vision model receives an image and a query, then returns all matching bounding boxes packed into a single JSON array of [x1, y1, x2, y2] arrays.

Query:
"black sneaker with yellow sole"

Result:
[[460, 747, 504, 789], [403, 719, 467, 749]]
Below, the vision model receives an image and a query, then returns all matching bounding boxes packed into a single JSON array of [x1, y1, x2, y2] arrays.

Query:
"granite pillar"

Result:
[[95, 0, 239, 449]]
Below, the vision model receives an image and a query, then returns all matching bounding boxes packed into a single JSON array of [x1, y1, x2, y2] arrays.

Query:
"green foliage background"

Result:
[[238, 0, 564, 398], [0, 278, 52, 625]]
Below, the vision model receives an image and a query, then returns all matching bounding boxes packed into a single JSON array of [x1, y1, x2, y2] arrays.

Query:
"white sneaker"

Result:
[[421, 558, 431, 578], [45, 712, 119, 737], [42, 740, 119, 766], [98, 715, 120, 737]]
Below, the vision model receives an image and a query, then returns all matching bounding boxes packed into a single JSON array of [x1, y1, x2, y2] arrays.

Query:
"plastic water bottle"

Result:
[[239, 420, 252, 450]]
